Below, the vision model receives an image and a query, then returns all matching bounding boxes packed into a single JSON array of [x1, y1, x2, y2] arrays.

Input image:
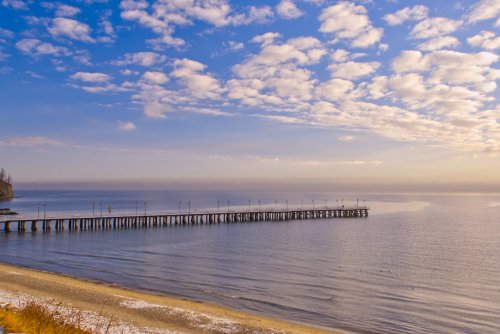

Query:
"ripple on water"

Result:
[[2, 192, 500, 333]]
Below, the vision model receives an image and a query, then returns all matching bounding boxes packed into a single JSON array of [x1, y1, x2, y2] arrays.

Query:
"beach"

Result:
[[0, 263, 337, 334]]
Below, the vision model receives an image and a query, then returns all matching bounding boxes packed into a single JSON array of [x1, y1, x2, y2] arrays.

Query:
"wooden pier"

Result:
[[0, 207, 369, 233]]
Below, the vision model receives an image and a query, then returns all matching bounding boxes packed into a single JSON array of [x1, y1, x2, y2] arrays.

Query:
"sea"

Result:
[[1, 190, 500, 334]]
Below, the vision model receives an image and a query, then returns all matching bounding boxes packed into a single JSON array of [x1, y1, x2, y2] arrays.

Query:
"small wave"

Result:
[[203, 290, 239, 299], [236, 295, 319, 316], [120, 299, 165, 309]]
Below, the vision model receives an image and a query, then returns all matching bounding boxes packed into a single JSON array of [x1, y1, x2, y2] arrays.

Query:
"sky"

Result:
[[0, 0, 500, 188]]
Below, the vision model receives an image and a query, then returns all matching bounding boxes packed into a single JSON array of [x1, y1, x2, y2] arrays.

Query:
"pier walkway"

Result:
[[0, 207, 369, 233]]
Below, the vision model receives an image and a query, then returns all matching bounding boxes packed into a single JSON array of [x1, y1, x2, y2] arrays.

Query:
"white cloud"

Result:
[[0, 136, 62, 147], [120, 69, 139, 76], [331, 49, 350, 62], [118, 121, 136, 131], [383, 5, 428, 25], [180, 1, 233, 27], [392, 50, 430, 73], [410, 17, 462, 39], [52, 58, 67, 72], [311, 100, 443, 141], [316, 78, 355, 101], [379, 43, 389, 52], [16, 38, 70, 57], [120, 7, 185, 48], [338, 135, 356, 142], [171, 58, 224, 100], [129, 58, 228, 119], [0, 28, 14, 39], [232, 6, 274, 25], [25, 70, 44, 79], [236, 36, 325, 71], [227, 40, 244, 51], [366, 47, 499, 151], [100, 19, 114, 36], [48, 18, 94, 43], [367, 76, 389, 99], [276, 0, 303, 19], [6, 0, 500, 155], [256, 114, 303, 124], [70, 72, 111, 83], [224, 32, 500, 154], [229, 36, 326, 106], [112, 52, 167, 66], [23, 16, 51, 26], [136, 94, 172, 118], [317, 44, 500, 153], [55, 4, 81, 17], [131, 82, 181, 119], [96, 15, 116, 43], [142, 71, 168, 84], [328, 61, 380, 80], [131, 59, 228, 119], [119, 0, 147, 11], [120, 1, 275, 48], [314, 99, 493, 152], [73, 50, 92, 65], [182, 106, 232, 116], [1, 0, 27, 10], [319, 1, 383, 48], [417, 36, 460, 51], [77, 83, 128, 94], [432, 50, 498, 68], [0, 66, 14, 74], [173, 58, 205, 72], [468, 31, 500, 50], [468, 0, 500, 24], [251, 32, 281, 47], [303, 0, 323, 5], [392, 50, 499, 82]]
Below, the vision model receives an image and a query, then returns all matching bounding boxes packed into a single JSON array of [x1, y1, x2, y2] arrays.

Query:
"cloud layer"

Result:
[[1, 0, 500, 157]]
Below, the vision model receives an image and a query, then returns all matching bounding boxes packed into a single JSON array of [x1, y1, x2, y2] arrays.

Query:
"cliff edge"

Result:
[[0, 180, 14, 199]]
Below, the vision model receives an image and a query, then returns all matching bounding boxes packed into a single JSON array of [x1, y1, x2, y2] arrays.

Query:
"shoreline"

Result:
[[0, 263, 340, 334]]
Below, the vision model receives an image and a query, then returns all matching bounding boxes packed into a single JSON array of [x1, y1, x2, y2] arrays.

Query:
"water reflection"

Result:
[[1, 192, 500, 333]]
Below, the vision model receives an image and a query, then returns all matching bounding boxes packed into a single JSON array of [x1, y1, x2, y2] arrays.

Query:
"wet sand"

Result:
[[0, 263, 340, 334]]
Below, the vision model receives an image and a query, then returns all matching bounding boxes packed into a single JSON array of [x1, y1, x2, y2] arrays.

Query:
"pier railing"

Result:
[[0, 206, 369, 233]]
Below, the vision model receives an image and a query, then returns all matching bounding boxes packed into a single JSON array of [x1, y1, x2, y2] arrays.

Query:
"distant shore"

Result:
[[0, 263, 339, 334]]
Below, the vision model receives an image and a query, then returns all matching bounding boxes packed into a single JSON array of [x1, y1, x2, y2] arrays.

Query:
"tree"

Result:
[[0, 168, 4, 182], [7, 174, 12, 184]]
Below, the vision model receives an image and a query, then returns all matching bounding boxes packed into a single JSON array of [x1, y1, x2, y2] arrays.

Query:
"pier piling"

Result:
[[1, 207, 369, 233]]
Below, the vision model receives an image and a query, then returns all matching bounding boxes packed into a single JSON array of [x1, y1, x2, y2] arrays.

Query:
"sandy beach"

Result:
[[0, 263, 339, 334]]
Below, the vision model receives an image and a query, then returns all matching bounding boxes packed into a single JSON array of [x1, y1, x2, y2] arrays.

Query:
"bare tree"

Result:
[[0, 168, 4, 182], [7, 174, 12, 184]]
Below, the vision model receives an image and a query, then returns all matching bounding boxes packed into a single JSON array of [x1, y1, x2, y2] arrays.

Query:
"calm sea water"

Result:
[[1, 190, 500, 334]]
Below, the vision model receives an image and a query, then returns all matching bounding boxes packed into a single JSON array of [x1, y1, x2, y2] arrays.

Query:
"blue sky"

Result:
[[0, 0, 500, 185]]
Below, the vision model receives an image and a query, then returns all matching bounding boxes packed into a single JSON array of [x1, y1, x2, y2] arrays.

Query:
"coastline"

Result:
[[0, 263, 340, 334], [0, 180, 14, 200]]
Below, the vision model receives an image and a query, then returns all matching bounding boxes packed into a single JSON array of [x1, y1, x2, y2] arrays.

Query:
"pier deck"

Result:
[[0, 207, 369, 233]]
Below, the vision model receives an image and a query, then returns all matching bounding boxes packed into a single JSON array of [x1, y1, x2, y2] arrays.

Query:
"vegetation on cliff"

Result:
[[0, 168, 14, 199]]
